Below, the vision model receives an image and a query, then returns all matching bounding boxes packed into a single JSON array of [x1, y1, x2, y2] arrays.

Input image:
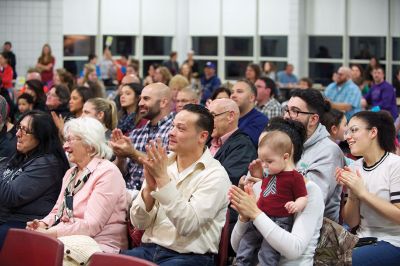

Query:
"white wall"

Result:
[[142, 0, 176, 36], [348, 0, 388, 36], [101, 0, 140, 35], [306, 0, 345, 35], [222, 0, 256, 36], [0, 0, 63, 78], [189, 0, 220, 36], [259, 0, 290, 35], [63, 0, 98, 35]]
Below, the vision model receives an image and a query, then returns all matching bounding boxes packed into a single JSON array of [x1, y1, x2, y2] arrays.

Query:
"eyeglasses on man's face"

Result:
[[210, 110, 230, 118], [282, 106, 316, 118]]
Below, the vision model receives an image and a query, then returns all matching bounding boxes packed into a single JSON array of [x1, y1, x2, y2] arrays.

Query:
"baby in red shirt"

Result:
[[236, 118, 308, 266]]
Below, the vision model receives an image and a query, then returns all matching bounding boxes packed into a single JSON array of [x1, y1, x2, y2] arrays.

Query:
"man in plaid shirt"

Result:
[[110, 82, 174, 195], [255, 77, 282, 119]]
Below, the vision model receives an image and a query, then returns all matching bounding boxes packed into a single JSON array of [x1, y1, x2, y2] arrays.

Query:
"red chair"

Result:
[[215, 210, 230, 266], [89, 252, 157, 266], [0, 228, 64, 266]]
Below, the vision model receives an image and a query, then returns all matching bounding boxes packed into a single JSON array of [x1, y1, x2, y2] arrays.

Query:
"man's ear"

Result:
[[199, 130, 209, 144]]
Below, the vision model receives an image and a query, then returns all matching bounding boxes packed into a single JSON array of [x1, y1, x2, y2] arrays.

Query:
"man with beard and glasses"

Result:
[[110, 82, 174, 198], [283, 89, 345, 222]]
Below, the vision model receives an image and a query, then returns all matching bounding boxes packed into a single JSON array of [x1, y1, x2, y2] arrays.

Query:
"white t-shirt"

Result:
[[352, 152, 400, 247]]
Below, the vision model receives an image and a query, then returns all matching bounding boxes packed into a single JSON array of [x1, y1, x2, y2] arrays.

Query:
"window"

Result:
[[225, 60, 251, 80], [308, 62, 341, 86], [192, 37, 218, 56], [309, 36, 342, 59], [260, 36, 287, 57], [143, 36, 172, 56], [393, 37, 400, 61], [63, 60, 87, 77], [350, 37, 386, 60], [225, 37, 253, 56], [63, 35, 95, 57], [102, 36, 135, 56], [197, 60, 218, 77]]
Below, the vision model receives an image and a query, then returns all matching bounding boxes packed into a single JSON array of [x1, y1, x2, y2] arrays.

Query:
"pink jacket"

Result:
[[41, 158, 128, 253]]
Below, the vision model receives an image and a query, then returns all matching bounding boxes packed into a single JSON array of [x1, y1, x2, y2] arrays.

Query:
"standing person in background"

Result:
[[162, 51, 179, 76], [0, 52, 13, 90], [245, 63, 262, 84], [183, 50, 199, 77], [100, 47, 116, 87], [36, 44, 55, 87], [200, 62, 221, 105], [2, 42, 16, 79], [263, 62, 277, 81]]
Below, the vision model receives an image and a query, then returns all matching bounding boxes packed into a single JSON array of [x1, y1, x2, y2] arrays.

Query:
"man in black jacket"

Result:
[[208, 98, 257, 258]]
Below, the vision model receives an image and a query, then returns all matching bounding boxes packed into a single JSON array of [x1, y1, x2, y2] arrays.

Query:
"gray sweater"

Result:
[[296, 123, 345, 222]]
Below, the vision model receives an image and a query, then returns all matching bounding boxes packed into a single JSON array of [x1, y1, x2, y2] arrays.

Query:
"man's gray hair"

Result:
[[64, 117, 113, 160]]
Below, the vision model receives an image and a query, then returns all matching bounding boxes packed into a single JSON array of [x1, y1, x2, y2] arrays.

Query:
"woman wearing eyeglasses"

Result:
[[26, 117, 128, 259], [336, 111, 400, 265], [0, 110, 69, 249]]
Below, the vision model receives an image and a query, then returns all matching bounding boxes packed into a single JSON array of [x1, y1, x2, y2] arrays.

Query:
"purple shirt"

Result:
[[365, 81, 398, 119]]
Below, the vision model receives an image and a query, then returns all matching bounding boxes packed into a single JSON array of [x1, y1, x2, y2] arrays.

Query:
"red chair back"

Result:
[[215, 210, 230, 266], [89, 252, 157, 266], [0, 228, 64, 266]]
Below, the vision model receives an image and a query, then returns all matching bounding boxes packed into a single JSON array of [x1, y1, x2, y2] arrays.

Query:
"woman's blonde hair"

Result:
[[86, 98, 117, 130]]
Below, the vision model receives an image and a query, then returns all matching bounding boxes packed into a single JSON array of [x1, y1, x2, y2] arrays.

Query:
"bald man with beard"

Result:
[[110, 82, 175, 196]]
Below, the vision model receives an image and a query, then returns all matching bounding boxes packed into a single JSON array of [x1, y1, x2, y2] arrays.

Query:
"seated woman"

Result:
[[117, 83, 147, 135], [0, 110, 69, 248], [26, 117, 128, 253], [69, 86, 94, 118], [46, 84, 71, 119], [82, 97, 117, 140], [230, 118, 325, 265], [336, 111, 400, 265], [25, 79, 47, 111]]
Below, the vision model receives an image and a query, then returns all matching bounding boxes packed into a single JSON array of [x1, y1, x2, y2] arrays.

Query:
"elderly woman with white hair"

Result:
[[26, 116, 128, 255]]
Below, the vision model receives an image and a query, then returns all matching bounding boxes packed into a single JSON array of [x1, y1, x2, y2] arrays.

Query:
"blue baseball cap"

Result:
[[204, 61, 216, 69]]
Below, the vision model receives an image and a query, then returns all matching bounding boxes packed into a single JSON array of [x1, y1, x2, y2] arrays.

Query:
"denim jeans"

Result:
[[121, 243, 214, 266], [352, 240, 400, 266], [236, 216, 293, 266]]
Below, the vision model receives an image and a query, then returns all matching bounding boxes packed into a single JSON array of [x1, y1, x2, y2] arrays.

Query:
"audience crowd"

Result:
[[0, 40, 400, 265]]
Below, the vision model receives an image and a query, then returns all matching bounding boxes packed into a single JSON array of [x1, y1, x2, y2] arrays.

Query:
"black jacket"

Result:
[[0, 126, 16, 163], [0, 153, 66, 223], [212, 129, 257, 186]]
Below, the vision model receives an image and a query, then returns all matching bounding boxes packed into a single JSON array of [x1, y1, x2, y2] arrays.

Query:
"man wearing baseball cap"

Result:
[[200, 61, 221, 105]]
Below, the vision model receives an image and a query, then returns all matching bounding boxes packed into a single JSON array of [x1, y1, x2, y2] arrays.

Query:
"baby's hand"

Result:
[[285, 201, 299, 214], [248, 159, 264, 179]]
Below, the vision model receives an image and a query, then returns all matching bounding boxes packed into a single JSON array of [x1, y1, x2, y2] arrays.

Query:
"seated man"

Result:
[[231, 79, 268, 147], [110, 82, 174, 195], [124, 104, 231, 265], [176, 87, 199, 113]]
